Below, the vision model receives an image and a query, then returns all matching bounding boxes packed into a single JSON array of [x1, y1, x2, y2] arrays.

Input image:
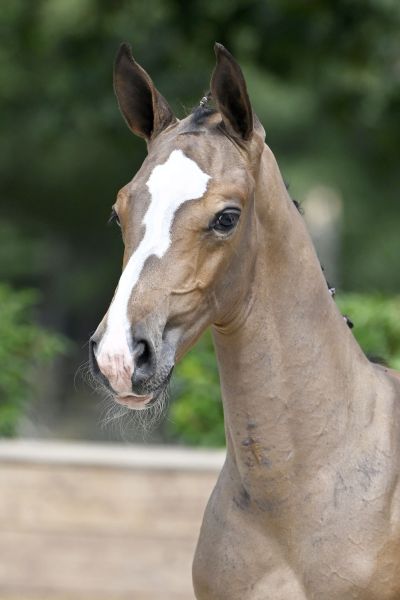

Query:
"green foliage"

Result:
[[169, 294, 400, 447], [0, 284, 67, 437], [168, 331, 223, 446], [337, 294, 400, 371]]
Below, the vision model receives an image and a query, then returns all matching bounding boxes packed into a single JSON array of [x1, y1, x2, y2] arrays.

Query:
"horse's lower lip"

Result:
[[115, 393, 153, 408]]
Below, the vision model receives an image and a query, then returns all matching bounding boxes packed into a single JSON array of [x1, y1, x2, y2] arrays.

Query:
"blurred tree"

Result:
[[0, 284, 67, 436]]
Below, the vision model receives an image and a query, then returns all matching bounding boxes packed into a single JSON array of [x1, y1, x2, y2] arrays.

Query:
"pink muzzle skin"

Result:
[[115, 392, 154, 409], [94, 346, 154, 409], [97, 354, 154, 409]]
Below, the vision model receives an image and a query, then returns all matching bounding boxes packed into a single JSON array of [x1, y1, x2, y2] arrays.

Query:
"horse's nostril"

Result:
[[131, 337, 156, 385], [135, 340, 150, 370], [89, 337, 100, 376]]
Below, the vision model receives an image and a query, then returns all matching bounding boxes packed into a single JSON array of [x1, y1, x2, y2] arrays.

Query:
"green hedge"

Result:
[[168, 332, 222, 447], [337, 294, 400, 371], [0, 284, 67, 437], [168, 294, 400, 447]]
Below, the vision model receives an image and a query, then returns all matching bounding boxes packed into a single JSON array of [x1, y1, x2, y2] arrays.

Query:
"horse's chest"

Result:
[[193, 471, 400, 600], [194, 519, 400, 600]]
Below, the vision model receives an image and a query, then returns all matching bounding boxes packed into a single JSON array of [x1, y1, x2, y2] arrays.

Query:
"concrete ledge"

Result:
[[0, 439, 221, 599], [0, 438, 225, 472]]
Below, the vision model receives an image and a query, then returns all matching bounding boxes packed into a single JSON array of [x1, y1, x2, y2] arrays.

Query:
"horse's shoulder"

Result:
[[372, 362, 400, 380]]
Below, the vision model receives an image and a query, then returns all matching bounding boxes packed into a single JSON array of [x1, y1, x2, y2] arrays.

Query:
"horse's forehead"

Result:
[[130, 135, 247, 201], [146, 148, 211, 208]]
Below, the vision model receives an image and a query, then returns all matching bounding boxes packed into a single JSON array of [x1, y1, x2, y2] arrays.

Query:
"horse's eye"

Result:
[[108, 208, 121, 227], [212, 208, 240, 233]]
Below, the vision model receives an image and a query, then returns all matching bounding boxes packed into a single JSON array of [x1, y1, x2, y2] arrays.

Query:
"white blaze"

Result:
[[96, 149, 211, 393]]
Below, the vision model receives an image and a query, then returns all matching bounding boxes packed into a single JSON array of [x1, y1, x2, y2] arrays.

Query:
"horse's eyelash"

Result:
[[108, 209, 120, 226]]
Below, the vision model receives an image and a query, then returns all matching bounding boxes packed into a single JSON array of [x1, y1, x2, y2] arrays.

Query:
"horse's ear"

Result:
[[114, 43, 176, 141], [210, 43, 253, 140]]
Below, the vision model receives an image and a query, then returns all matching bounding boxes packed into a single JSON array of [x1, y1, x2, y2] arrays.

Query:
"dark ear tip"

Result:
[[115, 42, 133, 66], [214, 42, 239, 69], [214, 42, 231, 59]]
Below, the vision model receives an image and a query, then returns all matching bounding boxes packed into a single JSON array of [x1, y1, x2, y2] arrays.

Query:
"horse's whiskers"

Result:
[[76, 355, 170, 438]]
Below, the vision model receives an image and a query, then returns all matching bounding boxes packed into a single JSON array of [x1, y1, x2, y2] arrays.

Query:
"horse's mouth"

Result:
[[115, 392, 154, 410], [114, 368, 173, 411]]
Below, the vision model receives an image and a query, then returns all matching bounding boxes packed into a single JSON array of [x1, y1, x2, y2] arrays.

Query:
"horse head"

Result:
[[90, 43, 265, 410]]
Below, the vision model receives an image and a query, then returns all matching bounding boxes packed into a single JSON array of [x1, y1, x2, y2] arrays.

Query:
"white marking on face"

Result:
[[96, 149, 211, 393]]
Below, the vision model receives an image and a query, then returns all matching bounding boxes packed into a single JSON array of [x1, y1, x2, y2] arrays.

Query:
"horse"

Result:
[[89, 42, 400, 599]]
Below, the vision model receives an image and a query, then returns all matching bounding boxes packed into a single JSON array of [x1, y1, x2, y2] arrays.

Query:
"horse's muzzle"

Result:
[[88, 328, 172, 408]]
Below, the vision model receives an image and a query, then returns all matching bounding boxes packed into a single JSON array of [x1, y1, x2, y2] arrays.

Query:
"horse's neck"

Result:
[[212, 146, 376, 486]]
